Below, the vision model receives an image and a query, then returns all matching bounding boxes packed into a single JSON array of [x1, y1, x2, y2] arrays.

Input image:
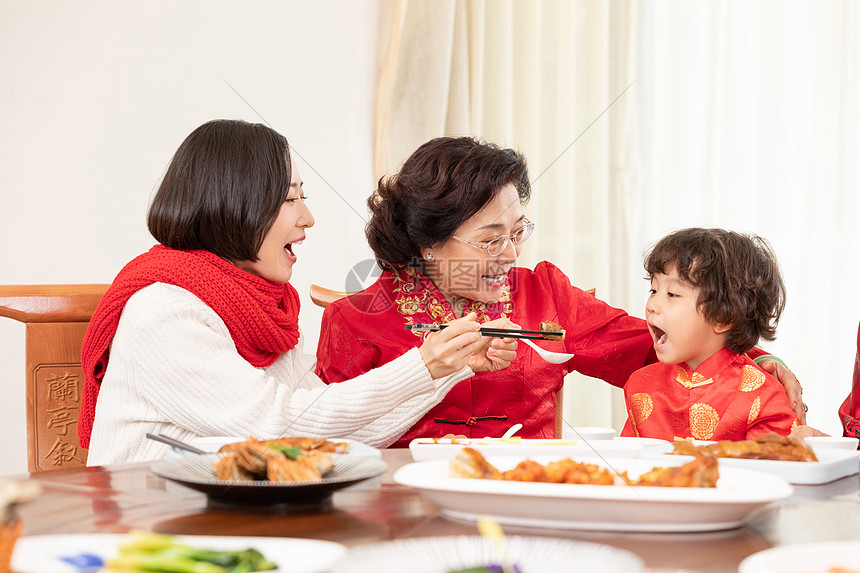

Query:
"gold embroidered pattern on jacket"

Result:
[[630, 393, 654, 426], [748, 396, 762, 424], [689, 403, 720, 439], [675, 366, 714, 389], [392, 268, 512, 337], [738, 364, 766, 392]]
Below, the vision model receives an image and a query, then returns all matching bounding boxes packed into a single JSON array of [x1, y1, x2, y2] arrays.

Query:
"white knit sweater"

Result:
[[86, 283, 472, 465]]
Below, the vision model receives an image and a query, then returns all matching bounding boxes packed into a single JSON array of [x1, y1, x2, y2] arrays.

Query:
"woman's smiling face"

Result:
[[235, 155, 314, 283], [422, 184, 525, 304]]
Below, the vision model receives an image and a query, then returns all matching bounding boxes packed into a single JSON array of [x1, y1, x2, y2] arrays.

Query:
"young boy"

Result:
[[622, 228, 799, 441]]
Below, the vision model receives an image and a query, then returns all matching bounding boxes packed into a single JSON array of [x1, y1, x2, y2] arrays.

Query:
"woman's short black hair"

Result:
[[366, 136, 531, 269], [645, 227, 787, 354], [147, 119, 291, 262]]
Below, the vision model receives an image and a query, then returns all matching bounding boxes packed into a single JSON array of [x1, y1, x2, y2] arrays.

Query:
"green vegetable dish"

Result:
[[103, 531, 277, 572]]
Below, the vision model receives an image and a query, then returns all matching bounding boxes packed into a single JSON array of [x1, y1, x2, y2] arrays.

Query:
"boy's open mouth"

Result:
[[651, 324, 667, 345]]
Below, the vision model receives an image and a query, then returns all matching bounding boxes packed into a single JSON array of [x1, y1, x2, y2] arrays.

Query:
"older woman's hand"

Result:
[[790, 425, 829, 439], [467, 317, 519, 373], [418, 313, 484, 379], [758, 359, 807, 424]]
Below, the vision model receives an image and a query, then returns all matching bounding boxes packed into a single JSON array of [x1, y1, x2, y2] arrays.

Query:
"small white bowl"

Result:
[[563, 426, 617, 441], [803, 436, 860, 451]]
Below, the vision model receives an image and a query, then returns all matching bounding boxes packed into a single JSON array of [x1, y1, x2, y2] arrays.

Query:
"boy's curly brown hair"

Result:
[[645, 228, 786, 354]]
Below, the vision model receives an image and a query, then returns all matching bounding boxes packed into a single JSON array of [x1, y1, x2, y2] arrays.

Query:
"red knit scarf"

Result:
[[78, 245, 301, 448]]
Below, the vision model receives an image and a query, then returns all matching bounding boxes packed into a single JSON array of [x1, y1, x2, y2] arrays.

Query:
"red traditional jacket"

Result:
[[316, 261, 655, 447], [621, 347, 798, 441], [838, 322, 860, 440]]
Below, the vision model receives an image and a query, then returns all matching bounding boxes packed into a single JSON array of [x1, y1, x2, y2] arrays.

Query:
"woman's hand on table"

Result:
[[467, 317, 519, 373], [790, 425, 830, 439], [758, 359, 807, 424], [418, 313, 485, 379]]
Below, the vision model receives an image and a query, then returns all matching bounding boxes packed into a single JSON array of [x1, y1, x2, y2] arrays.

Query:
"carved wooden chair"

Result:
[[0, 285, 109, 472], [309, 284, 596, 439]]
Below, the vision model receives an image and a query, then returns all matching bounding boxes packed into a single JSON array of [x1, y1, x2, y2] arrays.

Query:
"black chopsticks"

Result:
[[405, 323, 562, 340]]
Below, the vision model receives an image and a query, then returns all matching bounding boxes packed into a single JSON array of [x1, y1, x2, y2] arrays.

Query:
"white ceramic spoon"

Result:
[[522, 338, 575, 364], [500, 423, 523, 439]]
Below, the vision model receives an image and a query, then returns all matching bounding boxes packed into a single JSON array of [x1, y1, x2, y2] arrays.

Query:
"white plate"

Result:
[[11, 533, 346, 573], [152, 453, 386, 506], [641, 442, 859, 485], [163, 436, 380, 460], [562, 426, 617, 440], [804, 435, 860, 451], [393, 455, 793, 532], [739, 540, 860, 573], [329, 535, 644, 573], [408, 437, 668, 461]]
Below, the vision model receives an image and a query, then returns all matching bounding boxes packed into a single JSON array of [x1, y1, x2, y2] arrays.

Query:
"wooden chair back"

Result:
[[0, 285, 109, 472], [309, 284, 353, 309], [310, 284, 596, 439]]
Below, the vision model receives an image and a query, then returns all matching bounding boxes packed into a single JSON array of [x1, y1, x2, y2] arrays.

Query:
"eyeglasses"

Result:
[[451, 218, 535, 256]]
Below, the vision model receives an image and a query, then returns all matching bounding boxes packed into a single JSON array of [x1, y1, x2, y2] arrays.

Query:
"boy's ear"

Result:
[[713, 322, 732, 334]]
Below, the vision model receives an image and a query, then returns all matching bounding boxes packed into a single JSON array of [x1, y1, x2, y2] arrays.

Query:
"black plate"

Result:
[[151, 453, 387, 507]]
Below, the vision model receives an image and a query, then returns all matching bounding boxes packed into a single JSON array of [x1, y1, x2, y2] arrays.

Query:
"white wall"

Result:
[[0, 1, 381, 475]]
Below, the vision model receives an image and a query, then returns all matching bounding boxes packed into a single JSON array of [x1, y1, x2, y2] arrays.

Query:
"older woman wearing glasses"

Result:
[[316, 136, 805, 446], [315, 136, 655, 446]]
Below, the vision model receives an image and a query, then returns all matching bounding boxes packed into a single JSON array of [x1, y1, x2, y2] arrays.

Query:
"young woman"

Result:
[[80, 121, 516, 465]]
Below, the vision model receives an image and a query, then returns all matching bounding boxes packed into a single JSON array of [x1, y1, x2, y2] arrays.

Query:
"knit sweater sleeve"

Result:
[[86, 284, 471, 464]]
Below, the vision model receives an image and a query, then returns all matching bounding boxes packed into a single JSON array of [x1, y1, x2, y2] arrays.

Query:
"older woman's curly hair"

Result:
[[366, 136, 530, 269], [645, 228, 786, 354]]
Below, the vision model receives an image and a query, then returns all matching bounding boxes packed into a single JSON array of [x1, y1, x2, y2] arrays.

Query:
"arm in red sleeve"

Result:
[[538, 261, 656, 388], [315, 302, 384, 384], [746, 383, 801, 439], [839, 323, 860, 439]]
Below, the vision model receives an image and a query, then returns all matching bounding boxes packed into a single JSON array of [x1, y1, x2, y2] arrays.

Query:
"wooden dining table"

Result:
[[12, 448, 860, 572]]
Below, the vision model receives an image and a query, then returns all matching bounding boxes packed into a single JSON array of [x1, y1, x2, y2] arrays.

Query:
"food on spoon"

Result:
[[212, 436, 346, 483], [450, 446, 719, 487], [538, 321, 565, 341], [670, 432, 818, 462], [101, 530, 277, 572]]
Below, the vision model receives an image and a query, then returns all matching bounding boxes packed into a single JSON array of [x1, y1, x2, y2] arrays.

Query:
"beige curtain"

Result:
[[627, 1, 860, 436], [374, 0, 639, 432]]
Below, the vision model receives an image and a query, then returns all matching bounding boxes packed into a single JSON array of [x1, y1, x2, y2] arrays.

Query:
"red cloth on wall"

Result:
[[78, 245, 301, 448], [316, 261, 656, 446], [838, 322, 860, 440], [621, 347, 798, 441]]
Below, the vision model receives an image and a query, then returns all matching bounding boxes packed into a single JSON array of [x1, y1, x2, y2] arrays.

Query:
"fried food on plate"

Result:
[[671, 432, 817, 462], [212, 436, 342, 483], [634, 456, 719, 487], [450, 447, 502, 480], [450, 446, 718, 487]]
